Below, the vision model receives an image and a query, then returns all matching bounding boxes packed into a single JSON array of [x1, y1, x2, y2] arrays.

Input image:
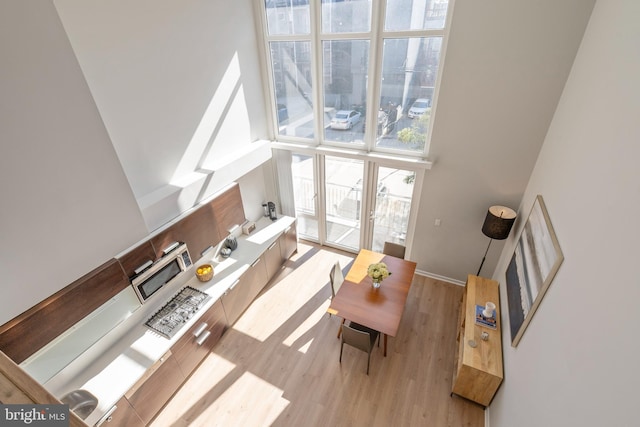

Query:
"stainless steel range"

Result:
[[144, 286, 211, 339]]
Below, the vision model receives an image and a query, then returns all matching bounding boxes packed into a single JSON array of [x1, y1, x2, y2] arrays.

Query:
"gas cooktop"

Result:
[[144, 286, 211, 339]]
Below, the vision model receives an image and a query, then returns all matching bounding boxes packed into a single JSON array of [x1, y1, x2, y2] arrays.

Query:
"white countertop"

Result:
[[32, 216, 295, 426]]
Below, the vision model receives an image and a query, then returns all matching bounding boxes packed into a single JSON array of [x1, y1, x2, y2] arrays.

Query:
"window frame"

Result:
[[257, 0, 455, 160]]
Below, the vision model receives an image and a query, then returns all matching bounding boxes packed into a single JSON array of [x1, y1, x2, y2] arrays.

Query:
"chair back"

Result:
[[329, 261, 344, 299], [341, 323, 372, 353], [383, 241, 406, 259]]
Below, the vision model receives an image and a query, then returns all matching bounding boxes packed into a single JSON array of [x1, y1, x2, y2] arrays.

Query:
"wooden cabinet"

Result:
[[247, 257, 269, 299], [451, 275, 503, 407], [0, 259, 130, 364], [117, 241, 157, 279], [118, 302, 225, 426], [97, 396, 144, 427], [264, 239, 283, 279], [279, 222, 297, 261], [221, 257, 268, 326], [150, 202, 220, 264], [125, 350, 184, 425], [220, 221, 296, 327], [221, 276, 251, 327], [211, 183, 246, 237], [171, 300, 226, 378]]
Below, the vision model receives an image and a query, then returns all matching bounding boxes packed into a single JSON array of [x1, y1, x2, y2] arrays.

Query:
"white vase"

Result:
[[372, 279, 381, 289], [483, 302, 496, 318]]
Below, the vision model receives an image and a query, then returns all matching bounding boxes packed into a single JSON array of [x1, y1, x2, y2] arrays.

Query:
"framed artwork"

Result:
[[505, 195, 564, 347]]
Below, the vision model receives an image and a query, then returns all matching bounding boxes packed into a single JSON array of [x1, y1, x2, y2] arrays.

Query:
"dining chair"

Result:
[[383, 241, 406, 259], [329, 261, 344, 299], [329, 261, 346, 338], [339, 321, 380, 375]]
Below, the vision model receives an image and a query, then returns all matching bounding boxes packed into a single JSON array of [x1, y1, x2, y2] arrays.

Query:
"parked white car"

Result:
[[408, 98, 431, 118], [330, 110, 361, 130]]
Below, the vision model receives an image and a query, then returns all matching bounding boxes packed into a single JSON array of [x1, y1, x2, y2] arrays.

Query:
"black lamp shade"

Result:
[[481, 205, 517, 240]]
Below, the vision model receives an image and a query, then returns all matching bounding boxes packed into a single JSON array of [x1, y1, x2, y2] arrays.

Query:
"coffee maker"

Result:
[[262, 202, 277, 220], [267, 201, 277, 221]]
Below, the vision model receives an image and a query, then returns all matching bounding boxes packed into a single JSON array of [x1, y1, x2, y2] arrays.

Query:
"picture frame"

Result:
[[505, 195, 564, 347]]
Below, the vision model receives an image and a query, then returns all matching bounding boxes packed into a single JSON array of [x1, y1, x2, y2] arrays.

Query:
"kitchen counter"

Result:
[[27, 216, 295, 426]]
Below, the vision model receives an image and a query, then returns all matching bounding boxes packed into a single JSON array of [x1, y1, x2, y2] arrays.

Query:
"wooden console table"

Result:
[[451, 275, 504, 406]]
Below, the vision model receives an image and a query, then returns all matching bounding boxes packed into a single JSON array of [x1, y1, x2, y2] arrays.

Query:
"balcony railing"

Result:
[[294, 177, 410, 246]]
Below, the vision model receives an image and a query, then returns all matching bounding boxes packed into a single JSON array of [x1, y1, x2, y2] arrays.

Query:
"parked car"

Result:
[[330, 110, 361, 130], [408, 98, 431, 118]]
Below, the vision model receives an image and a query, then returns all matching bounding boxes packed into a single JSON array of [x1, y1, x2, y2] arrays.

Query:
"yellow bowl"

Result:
[[195, 264, 214, 282]]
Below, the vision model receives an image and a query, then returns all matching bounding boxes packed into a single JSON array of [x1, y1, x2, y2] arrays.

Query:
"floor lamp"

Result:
[[477, 205, 517, 276]]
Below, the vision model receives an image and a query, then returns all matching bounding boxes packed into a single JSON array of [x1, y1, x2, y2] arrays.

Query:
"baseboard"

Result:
[[485, 406, 490, 427], [414, 269, 466, 286]]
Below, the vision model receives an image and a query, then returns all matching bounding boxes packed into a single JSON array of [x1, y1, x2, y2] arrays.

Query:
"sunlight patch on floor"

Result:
[[297, 338, 314, 353], [231, 244, 353, 342], [150, 353, 236, 426], [193, 371, 289, 427], [197, 353, 237, 392], [282, 302, 330, 352], [282, 301, 329, 347]]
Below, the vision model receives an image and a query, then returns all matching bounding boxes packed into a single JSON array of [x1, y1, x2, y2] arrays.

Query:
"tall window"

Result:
[[262, 0, 451, 156]]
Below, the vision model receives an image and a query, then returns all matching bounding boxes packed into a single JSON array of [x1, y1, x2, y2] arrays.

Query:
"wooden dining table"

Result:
[[328, 249, 417, 357]]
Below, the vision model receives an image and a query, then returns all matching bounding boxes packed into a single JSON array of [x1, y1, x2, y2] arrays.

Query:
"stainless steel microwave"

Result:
[[130, 243, 192, 303]]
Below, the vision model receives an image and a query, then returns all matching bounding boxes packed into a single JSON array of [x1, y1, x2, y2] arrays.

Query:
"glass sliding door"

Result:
[[287, 150, 419, 256], [369, 166, 416, 254], [291, 153, 319, 241], [324, 156, 364, 251]]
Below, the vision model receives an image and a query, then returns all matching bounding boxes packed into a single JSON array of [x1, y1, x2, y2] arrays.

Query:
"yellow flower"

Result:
[[367, 262, 391, 281]]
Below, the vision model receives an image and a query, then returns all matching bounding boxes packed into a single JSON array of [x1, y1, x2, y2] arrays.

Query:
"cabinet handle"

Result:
[[193, 322, 208, 337], [251, 259, 261, 268], [268, 242, 277, 250], [195, 330, 211, 346], [95, 405, 117, 426], [229, 279, 240, 290]]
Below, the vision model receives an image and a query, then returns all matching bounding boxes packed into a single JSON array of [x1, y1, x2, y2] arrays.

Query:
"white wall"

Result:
[[54, 0, 269, 229], [237, 165, 273, 224], [412, 0, 595, 281], [0, 0, 272, 326], [490, 1, 640, 425], [0, 1, 148, 324]]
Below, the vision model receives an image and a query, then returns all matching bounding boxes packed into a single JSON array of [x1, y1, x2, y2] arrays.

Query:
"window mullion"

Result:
[[381, 29, 446, 39], [266, 34, 312, 42], [310, 0, 324, 145], [363, 0, 386, 152], [318, 32, 371, 41], [258, 2, 283, 140]]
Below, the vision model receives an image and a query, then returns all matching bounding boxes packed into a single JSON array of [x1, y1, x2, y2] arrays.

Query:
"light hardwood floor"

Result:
[[151, 242, 485, 427]]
